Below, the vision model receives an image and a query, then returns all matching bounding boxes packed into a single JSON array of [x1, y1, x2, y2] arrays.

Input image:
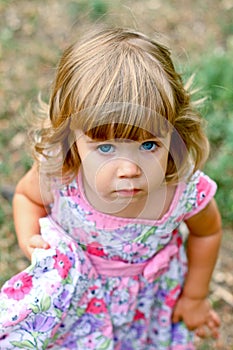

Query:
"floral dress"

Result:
[[0, 170, 217, 350]]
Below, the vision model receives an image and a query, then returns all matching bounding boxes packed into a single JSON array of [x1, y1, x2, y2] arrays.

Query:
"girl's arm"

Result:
[[13, 163, 53, 259], [183, 198, 222, 299], [172, 198, 222, 338]]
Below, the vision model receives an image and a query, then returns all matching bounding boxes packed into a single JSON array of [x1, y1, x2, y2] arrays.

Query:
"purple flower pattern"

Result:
[[0, 171, 217, 349]]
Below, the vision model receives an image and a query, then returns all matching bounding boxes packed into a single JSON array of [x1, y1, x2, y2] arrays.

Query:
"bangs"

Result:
[[86, 123, 155, 141], [70, 103, 171, 140]]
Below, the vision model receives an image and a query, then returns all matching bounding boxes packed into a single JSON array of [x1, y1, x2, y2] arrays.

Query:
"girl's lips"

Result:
[[115, 189, 141, 197]]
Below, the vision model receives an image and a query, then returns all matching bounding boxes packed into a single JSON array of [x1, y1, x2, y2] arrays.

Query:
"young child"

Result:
[[0, 28, 222, 349]]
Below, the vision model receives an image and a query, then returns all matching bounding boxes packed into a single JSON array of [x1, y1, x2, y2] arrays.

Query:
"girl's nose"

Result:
[[117, 159, 142, 178]]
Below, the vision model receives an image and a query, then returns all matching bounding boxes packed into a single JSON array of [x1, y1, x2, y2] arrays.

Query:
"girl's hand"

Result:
[[172, 295, 220, 339], [23, 234, 50, 260]]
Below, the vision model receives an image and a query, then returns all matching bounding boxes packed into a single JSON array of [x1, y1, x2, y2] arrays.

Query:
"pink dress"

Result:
[[0, 170, 217, 349]]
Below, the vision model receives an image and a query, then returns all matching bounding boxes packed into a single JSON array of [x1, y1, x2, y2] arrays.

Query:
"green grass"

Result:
[[67, 0, 108, 20], [193, 45, 233, 226]]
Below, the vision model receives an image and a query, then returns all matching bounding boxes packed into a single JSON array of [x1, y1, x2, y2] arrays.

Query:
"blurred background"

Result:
[[0, 0, 232, 348]]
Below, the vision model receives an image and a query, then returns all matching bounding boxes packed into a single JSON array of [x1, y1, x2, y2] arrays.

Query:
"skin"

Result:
[[75, 131, 172, 219], [13, 130, 222, 339]]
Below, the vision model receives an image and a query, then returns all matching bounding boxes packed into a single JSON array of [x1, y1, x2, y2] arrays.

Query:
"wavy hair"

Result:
[[32, 27, 209, 183]]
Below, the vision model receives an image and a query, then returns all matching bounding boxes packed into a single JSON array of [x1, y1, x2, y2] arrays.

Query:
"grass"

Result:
[[195, 45, 233, 225]]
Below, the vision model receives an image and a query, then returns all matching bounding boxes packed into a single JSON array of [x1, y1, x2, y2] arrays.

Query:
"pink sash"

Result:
[[86, 244, 178, 282]]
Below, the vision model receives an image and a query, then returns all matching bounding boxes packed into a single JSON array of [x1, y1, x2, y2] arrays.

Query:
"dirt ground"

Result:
[[0, 1, 232, 349]]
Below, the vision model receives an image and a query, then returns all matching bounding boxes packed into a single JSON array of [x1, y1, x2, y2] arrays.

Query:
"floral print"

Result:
[[2, 272, 33, 301], [53, 249, 73, 278], [0, 171, 217, 349]]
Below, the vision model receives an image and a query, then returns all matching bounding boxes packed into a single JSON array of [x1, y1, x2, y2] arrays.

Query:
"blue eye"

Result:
[[98, 144, 114, 153], [140, 141, 157, 151]]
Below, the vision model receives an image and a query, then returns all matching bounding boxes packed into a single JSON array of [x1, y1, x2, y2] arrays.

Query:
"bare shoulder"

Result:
[[185, 199, 222, 237], [15, 163, 53, 205]]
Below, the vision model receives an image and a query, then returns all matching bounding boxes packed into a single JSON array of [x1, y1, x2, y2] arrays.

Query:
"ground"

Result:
[[0, 1, 232, 349]]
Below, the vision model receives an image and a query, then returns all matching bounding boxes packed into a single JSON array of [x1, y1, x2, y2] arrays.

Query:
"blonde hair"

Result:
[[33, 27, 209, 183]]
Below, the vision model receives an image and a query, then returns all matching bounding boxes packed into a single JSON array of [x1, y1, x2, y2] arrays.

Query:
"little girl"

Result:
[[0, 28, 222, 349]]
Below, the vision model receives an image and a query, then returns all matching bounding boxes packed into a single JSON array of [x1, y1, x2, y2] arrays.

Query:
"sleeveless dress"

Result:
[[0, 170, 217, 350]]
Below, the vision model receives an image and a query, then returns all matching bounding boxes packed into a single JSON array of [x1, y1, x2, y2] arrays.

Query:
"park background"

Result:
[[0, 0, 232, 348]]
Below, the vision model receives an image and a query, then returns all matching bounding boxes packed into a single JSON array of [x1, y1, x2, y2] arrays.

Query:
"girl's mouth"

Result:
[[115, 189, 141, 197]]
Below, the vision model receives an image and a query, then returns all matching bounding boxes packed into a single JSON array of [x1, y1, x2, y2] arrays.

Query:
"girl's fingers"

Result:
[[29, 234, 50, 249], [209, 309, 221, 326], [208, 310, 220, 338], [195, 311, 220, 339], [171, 307, 183, 324], [195, 326, 208, 338], [172, 313, 181, 323], [196, 327, 219, 340]]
